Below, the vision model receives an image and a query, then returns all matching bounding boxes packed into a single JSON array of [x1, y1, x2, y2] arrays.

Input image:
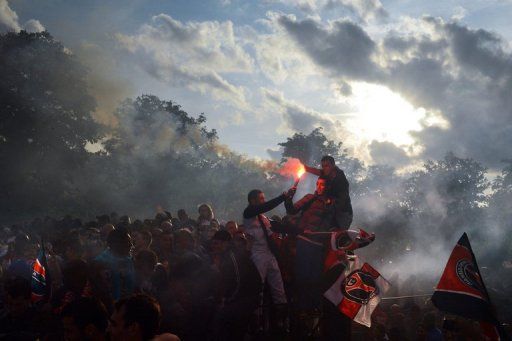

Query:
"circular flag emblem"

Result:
[[341, 270, 379, 304], [455, 259, 485, 293]]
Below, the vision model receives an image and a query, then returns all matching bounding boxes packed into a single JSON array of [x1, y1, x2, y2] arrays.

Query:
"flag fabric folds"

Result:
[[432, 232, 508, 340], [324, 260, 390, 327], [31, 242, 50, 303], [432, 232, 494, 321], [324, 228, 375, 272]]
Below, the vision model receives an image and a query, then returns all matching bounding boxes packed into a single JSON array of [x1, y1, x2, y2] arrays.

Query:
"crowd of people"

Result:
[[0, 156, 507, 340]]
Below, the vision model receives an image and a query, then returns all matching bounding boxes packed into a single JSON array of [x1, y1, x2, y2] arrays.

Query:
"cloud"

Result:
[[262, 87, 339, 134], [245, 12, 329, 88], [386, 18, 512, 167], [276, 14, 512, 168], [277, 15, 381, 80], [0, 1, 44, 33], [369, 140, 410, 166], [325, 0, 388, 22], [116, 14, 253, 108], [273, 0, 388, 22]]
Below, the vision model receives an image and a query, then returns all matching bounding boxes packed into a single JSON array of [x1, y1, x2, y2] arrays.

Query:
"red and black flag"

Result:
[[324, 261, 390, 327], [432, 233, 507, 340], [31, 240, 51, 304]]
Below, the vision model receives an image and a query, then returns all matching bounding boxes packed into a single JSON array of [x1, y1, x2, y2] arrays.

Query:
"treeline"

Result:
[[1, 31, 511, 271]]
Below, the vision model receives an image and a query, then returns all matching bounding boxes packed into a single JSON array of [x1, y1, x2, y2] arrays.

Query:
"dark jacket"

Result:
[[219, 248, 262, 302], [285, 193, 335, 232], [243, 194, 285, 219]]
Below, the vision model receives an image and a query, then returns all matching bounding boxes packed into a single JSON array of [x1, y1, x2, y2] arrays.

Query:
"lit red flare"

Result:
[[296, 165, 305, 180], [278, 158, 306, 183]]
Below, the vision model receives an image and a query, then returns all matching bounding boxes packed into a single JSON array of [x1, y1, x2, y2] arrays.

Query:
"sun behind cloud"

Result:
[[343, 82, 448, 157]]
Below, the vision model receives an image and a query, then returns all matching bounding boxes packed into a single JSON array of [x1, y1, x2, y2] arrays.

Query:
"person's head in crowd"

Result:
[[109, 294, 161, 341], [100, 224, 115, 242], [197, 204, 214, 224], [174, 229, 195, 254], [320, 155, 336, 176], [134, 250, 158, 279], [248, 189, 265, 206], [177, 209, 189, 222], [5, 277, 32, 318], [316, 176, 327, 196], [62, 259, 88, 294], [117, 216, 132, 231], [61, 298, 109, 341], [210, 230, 232, 256], [107, 229, 132, 257], [160, 221, 173, 234], [132, 230, 152, 254], [224, 221, 238, 236], [158, 231, 174, 258]]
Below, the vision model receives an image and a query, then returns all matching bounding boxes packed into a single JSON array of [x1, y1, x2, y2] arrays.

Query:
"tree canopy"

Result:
[[0, 31, 103, 221]]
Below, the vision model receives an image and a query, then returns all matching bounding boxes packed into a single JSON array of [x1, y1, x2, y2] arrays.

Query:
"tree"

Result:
[[0, 31, 103, 222], [402, 152, 489, 239], [486, 160, 512, 262], [105, 95, 217, 157], [88, 94, 280, 219]]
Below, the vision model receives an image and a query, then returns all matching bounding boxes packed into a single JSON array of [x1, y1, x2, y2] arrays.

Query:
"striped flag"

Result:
[[31, 241, 50, 303], [324, 260, 390, 327]]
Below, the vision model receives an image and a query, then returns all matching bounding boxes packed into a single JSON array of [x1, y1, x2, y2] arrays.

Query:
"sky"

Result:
[[2, 0, 512, 170]]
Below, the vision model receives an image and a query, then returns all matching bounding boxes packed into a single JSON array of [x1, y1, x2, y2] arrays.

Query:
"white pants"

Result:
[[251, 252, 287, 304]]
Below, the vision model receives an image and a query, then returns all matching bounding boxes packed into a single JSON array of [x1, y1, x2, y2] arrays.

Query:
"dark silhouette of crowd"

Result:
[[1, 208, 503, 340], [0, 156, 508, 340]]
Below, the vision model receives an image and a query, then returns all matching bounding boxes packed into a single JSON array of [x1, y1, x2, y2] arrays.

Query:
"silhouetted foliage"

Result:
[[0, 31, 104, 221]]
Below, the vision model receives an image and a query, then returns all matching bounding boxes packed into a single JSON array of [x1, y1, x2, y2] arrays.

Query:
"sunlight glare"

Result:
[[345, 82, 427, 146]]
